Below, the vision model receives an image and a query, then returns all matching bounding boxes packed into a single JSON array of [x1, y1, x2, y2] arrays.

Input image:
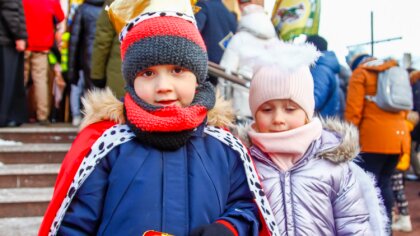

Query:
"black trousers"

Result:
[[0, 45, 27, 126]]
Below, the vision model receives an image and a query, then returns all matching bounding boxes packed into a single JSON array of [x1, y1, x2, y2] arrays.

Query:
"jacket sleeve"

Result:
[[57, 151, 112, 235], [311, 65, 332, 112], [217, 149, 260, 236], [219, 36, 240, 74], [90, 2, 114, 81], [53, 0, 65, 23], [333, 163, 372, 235], [0, 0, 27, 40], [345, 69, 366, 127]]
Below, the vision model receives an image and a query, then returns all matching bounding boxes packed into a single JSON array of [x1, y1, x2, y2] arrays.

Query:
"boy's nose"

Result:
[[155, 75, 173, 93]]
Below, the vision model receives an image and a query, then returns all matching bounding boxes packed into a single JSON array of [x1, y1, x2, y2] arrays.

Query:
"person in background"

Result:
[[408, 70, 420, 179], [345, 53, 409, 232], [219, 3, 279, 121], [48, 41, 67, 123], [391, 116, 415, 232], [391, 69, 420, 233], [67, 0, 105, 126], [90, 0, 125, 99], [0, 0, 28, 127], [195, 0, 237, 86], [23, 0, 65, 125], [305, 34, 343, 118]]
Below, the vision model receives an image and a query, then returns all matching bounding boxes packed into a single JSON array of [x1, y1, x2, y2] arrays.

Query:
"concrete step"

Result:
[[0, 124, 78, 143], [0, 143, 70, 164], [0, 216, 42, 236], [0, 164, 60, 188], [0, 187, 53, 218]]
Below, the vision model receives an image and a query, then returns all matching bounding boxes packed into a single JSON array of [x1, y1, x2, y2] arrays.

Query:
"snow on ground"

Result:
[[0, 139, 22, 146]]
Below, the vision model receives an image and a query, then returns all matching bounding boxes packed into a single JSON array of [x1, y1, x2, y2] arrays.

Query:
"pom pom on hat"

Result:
[[249, 42, 320, 119]]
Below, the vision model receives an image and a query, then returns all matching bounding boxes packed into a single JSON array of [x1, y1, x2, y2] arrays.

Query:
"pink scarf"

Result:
[[248, 118, 323, 171]]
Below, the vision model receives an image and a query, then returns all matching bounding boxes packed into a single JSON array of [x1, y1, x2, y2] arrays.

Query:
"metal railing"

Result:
[[207, 62, 253, 123], [208, 61, 251, 88]]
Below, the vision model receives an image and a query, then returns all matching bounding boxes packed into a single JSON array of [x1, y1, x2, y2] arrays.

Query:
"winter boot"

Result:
[[392, 215, 412, 232]]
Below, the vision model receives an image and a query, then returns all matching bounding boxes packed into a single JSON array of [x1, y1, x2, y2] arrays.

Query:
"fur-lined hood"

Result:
[[79, 88, 235, 130], [237, 118, 360, 163]]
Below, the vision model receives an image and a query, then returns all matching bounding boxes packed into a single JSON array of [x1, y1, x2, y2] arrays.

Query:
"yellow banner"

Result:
[[271, 0, 320, 41]]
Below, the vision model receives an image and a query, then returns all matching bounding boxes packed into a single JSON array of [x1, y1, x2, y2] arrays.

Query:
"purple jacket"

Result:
[[243, 119, 388, 236]]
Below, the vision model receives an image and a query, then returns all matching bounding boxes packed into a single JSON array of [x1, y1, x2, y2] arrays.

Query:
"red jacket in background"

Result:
[[23, 0, 65, 51]]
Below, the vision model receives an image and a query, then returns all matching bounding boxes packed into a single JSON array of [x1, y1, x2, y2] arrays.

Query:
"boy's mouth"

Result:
[[156, 100, 178, 106]]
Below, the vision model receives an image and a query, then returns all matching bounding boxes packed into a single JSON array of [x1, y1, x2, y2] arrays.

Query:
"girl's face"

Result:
[[134, 65, 197, 107], [254, 99, 307, 133]]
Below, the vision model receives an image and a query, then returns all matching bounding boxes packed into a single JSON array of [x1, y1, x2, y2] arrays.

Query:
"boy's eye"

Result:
[[172, 67, 184, 74], [141, 70, 154, 77]]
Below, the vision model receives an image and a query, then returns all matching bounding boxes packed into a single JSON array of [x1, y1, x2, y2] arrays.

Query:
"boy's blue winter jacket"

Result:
[[58, 123, 259, 236]]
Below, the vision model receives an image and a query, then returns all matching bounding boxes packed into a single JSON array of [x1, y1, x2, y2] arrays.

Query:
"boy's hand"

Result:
[[189, 223, 235, 236]]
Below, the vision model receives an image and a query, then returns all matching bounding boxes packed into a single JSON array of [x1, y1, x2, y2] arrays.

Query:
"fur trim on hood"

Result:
[[236, 117, 360, 164], [79, 88, 235, 130], [316, 117, 360, 163]]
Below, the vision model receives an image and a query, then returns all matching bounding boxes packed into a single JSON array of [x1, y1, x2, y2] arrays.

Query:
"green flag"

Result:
[[271, 0, 321, 41]]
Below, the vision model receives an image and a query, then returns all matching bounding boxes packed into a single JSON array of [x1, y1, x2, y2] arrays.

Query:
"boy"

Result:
[[39, 0, 261, 235]]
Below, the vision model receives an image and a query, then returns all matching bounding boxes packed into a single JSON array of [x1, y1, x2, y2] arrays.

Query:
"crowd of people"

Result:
[[1, 0, 419, 235]]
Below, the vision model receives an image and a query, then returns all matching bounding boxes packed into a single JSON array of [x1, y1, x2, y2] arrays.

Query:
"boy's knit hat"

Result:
[[249, 42, 320, 119], [107, 1, 215, 150], [108, 0, 208, 88]]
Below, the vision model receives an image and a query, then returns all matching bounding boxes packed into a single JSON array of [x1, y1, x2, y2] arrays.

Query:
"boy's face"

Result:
[[254, 99, 307, 133], [134, 65, 198, 107]]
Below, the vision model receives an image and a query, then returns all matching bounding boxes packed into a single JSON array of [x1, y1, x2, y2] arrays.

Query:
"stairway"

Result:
[[0, 124, 77, 235]]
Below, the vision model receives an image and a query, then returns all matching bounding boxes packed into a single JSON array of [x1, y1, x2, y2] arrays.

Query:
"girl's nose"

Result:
[[272, 110, 285, 124]]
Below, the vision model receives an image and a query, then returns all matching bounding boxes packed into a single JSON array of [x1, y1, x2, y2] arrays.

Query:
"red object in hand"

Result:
[[143, 230, 173, 236]]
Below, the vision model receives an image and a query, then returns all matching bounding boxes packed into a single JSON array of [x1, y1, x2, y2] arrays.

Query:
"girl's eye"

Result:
[[260, 107, 272, 112], [172, 67, 184, 74], [285, 106, 297, 112]]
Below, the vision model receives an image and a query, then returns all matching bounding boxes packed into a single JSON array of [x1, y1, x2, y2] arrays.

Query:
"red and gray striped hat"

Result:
[[112, 2, 209, 87]]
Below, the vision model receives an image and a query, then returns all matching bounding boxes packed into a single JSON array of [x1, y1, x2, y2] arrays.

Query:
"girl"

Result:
[[244, 42, 388, 235]]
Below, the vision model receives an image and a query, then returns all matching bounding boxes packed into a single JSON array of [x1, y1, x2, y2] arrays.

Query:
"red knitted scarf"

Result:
[[124, 94, 207, 132]]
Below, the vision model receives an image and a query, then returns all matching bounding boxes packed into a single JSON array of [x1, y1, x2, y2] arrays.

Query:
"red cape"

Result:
[[38, 121, 116, 236]]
